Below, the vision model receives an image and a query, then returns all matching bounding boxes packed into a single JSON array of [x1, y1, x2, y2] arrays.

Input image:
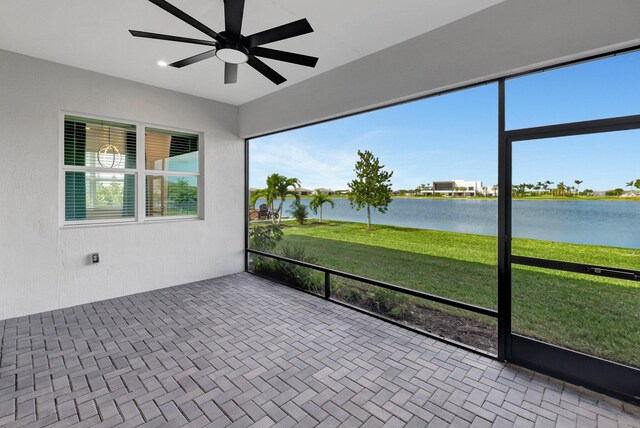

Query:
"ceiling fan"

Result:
[[129, 0, 318, 85]]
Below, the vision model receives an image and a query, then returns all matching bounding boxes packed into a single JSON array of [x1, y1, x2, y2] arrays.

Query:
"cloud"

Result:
[[250, 131, 386, 190]]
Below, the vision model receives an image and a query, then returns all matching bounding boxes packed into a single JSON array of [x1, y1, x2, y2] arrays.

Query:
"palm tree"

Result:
[[525, 183, 534, 195], [267, 173, 300, 224], [574, 180, 583, 195], [309, 191, 335, 223], [250, 184, 278, 221], [534, 181, 543, 195], [626, 180, 635, 191]]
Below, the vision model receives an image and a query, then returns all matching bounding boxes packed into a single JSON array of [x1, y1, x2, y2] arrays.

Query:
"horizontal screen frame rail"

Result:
[[247, 248, 498, 318], [512, 255, 640, 281], [509, 334, 640, 405], [246, 270, 498, 360], [506, 114, 640, 142]]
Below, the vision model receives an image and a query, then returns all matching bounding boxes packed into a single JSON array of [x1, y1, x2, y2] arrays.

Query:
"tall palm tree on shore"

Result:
[[270, 174, 300, 224], [254, 174, 300, 224], [574, 180, 583, 195], [309, 191, 335, 223]]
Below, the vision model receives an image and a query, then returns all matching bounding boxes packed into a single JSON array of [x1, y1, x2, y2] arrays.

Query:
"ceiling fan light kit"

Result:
[[216, 46, 249, 64], [129, 0, 318, 85]]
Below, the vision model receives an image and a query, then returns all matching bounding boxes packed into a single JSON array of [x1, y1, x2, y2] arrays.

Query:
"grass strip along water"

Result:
[[251, 220, 640, 366]]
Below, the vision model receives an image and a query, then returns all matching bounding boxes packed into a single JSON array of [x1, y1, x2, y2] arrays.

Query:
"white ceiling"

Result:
[[0, 0, 504, 105]]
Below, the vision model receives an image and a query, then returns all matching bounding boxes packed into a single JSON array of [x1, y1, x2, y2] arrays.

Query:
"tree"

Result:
[[288, 201, 309, 225], [168, 178, 197, 203], [574, 180, 583, 195], [95, 181, 123, 206], [256, 174, 300, 224], [309, 191, 335, 223], [534, 182, 543, 195], [347, 150, 393, 230]]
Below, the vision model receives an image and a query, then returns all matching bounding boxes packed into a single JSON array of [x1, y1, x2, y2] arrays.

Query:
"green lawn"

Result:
[[254, 220, 640, 366]]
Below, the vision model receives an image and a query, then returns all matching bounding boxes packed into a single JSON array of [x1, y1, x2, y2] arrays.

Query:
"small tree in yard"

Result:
[[347, 150, 393, 230], [288, 202, 309, 225], [309, 191, 335, 223]]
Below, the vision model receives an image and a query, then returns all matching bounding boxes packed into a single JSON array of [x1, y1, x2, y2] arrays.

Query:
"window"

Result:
[[145, 128, 199, 218], [62, 115, 201, 225]]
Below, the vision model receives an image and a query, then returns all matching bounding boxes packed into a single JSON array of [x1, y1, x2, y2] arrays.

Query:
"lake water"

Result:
[[256, 198, 640, 249]]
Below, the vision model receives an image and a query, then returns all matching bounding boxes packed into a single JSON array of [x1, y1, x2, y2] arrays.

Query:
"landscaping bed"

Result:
[[250, 220, 639, 367]]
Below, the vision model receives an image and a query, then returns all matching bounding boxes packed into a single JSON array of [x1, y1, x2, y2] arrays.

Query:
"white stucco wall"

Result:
[[0, 49, 243, 320]]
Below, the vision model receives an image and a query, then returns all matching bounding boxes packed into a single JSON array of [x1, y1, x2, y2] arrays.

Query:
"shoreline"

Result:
[[288, 195, 640, 202]]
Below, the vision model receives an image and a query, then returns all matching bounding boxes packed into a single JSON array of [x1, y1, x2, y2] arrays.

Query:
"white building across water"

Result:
[[421, 180, 488, 196]]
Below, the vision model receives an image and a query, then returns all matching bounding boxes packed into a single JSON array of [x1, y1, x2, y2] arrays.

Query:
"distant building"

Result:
[[296, 187, 313, 195], [314, 188, 335, 195], [420, 180, 486, 196]]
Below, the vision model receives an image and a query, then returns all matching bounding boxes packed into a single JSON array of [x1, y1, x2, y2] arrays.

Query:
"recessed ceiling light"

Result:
[[157, 60, 168, 68]]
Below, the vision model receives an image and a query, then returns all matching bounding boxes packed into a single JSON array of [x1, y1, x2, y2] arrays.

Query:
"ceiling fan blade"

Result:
[[224, 63, 238, 84], [224, 0, 245, 40], [243, 18, 313, 48], [251, 47, 318, 68], [129, 30, 217, 47], [247, 56, 286, 85], [147, 0, 221, 41], [169, 49, 217, 68]]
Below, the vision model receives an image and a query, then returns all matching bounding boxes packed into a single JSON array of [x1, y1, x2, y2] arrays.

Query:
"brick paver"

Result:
[[0, 273, 638, 427]]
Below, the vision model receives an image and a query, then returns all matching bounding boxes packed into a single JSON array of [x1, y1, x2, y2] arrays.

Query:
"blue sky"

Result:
[[250, 51, 640, 191]]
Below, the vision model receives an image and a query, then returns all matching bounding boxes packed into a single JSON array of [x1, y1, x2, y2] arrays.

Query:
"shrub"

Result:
[[249, 224, 283, 271], [344, 287, 363, 303], [389, 304, 409, 319], [272, 245, 322, 294], [288, 202, 309, 225], [249, 224, 283, 252], [370, 287, 407, 314]]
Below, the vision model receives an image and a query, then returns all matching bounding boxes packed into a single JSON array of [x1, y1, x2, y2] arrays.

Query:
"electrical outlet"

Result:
[[91, 253, 100, 263]]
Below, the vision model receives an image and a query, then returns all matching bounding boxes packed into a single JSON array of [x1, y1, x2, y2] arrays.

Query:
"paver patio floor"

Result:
[[1, 273, 638, 427]]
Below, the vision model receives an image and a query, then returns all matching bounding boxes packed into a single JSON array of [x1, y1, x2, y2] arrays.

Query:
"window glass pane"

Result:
[[65, 172, 135, 221], [146, 175, 198, 217], [64, 116, 136, 169], [506, 50, 640, 130], [511, 130, 640, 270], [145, 128, 199, 173]]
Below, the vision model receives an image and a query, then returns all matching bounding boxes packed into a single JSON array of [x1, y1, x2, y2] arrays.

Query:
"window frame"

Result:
[[59, 111, 204, 227]]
